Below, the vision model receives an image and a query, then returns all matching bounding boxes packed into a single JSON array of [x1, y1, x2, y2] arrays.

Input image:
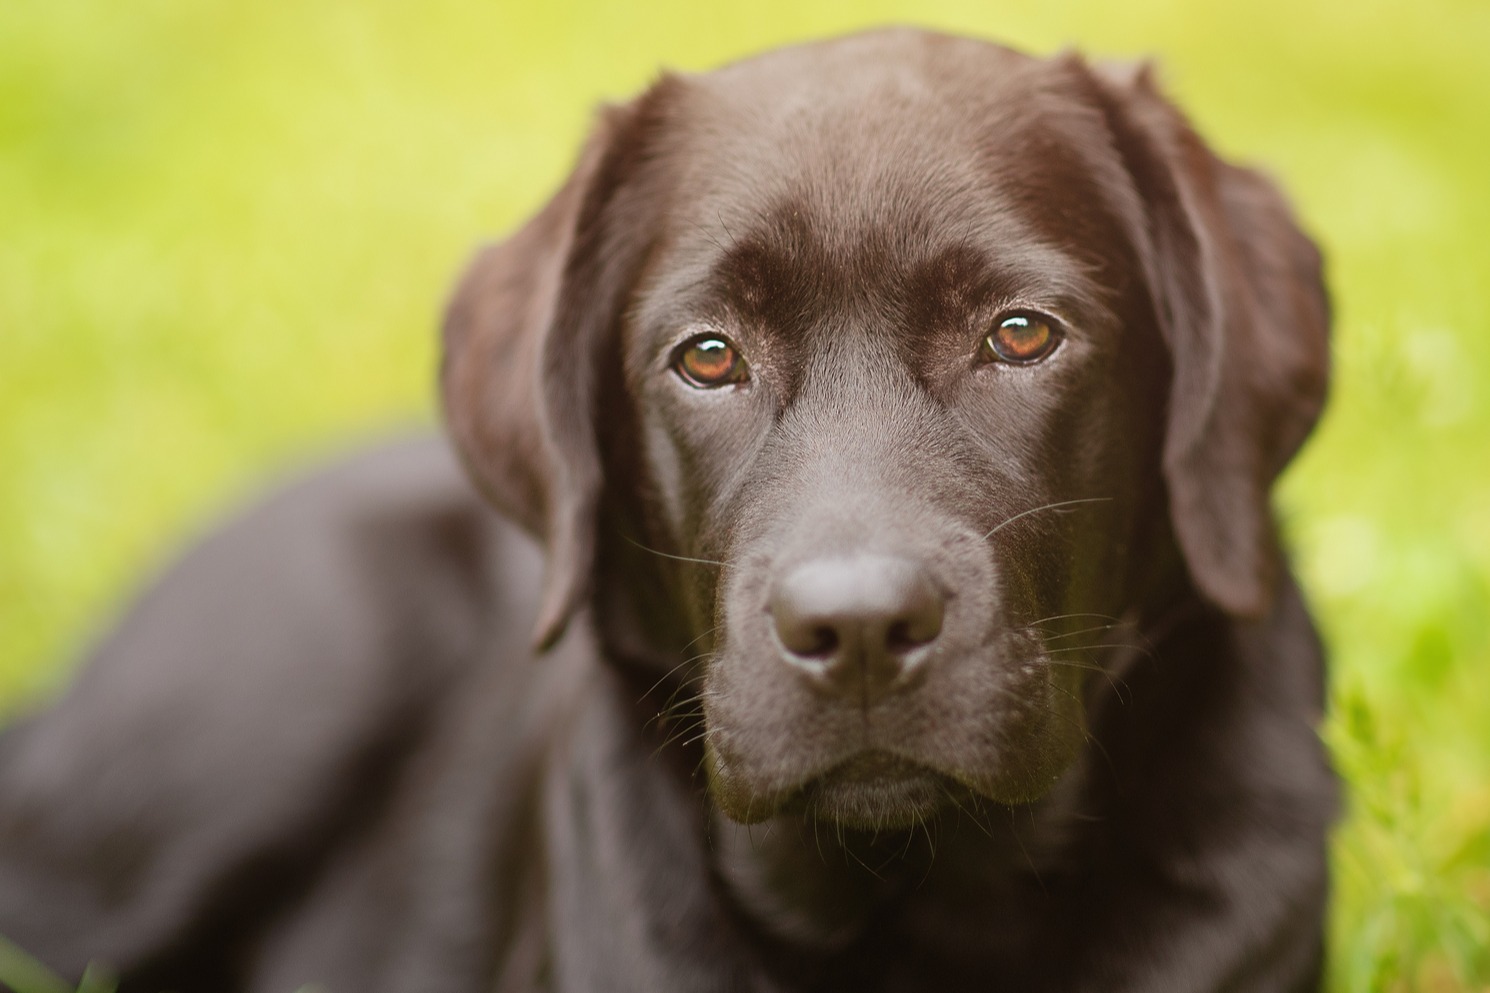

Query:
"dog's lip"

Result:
[[815, 749, 928, 783], [707, 739, 1035, 825], [782, 750, 950, 827]]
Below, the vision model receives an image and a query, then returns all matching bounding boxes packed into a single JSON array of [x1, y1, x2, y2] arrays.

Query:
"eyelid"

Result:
[[986, 297, 1073, 329]]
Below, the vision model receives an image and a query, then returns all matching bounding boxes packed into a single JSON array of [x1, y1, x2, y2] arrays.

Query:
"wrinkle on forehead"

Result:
[[646, 79, 1129, 330], [692, 198, 1118, 346]]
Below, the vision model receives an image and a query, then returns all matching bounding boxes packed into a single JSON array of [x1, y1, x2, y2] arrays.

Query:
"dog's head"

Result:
[[442, 30, 1329, 828]]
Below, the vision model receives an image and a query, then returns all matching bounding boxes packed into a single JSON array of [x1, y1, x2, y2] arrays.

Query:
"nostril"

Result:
[[805, 626, 839, 658], [885, 620, 923, 653], [772, 593, 845, 659], [890, 589, 944, 653]]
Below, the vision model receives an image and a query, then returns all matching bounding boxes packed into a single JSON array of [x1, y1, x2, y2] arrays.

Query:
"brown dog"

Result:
[[0, 28, 1334, 992]]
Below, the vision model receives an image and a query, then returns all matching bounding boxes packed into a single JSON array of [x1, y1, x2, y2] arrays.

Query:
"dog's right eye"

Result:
[[673, 335, 749, 389]]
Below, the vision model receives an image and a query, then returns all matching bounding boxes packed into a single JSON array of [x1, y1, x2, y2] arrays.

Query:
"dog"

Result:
[[0, 27, 1335, 993]]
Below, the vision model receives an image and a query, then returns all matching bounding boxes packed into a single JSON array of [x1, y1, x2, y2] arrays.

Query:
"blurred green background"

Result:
[[2, 0, 1487, 988]]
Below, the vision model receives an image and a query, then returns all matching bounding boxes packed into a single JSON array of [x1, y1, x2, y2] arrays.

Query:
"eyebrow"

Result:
[[968, 239, 1122, 326], [633, 198, 1122, 355]]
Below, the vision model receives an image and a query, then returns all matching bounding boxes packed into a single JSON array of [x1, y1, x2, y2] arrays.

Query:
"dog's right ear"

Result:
[[441, 83, 677, 650]]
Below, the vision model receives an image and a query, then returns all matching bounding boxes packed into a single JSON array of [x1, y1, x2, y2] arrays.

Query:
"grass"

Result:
[[0, 935, 114, 993], [1, 0, 1487, 988]]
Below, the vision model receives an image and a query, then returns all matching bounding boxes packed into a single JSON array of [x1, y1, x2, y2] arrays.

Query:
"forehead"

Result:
[[637, 33, 1139, 333]]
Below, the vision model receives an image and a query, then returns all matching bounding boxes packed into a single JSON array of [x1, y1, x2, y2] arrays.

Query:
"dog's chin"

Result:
[[773, 752, 950, 830]]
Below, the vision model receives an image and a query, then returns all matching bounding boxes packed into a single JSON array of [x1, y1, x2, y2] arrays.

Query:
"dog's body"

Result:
[[0, 29, 1335, 992]]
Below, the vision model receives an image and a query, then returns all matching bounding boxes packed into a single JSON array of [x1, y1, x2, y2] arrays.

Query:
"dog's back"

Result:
[[0, 437, 566, 990]]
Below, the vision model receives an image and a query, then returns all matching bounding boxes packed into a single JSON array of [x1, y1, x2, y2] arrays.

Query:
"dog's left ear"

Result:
[[1087, 63, 1331, 618], [441, 81, 678, 649]]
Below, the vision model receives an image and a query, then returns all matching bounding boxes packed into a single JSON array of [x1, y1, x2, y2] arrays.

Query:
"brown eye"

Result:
[[983, 313, 1061, 365], [674, 335, 748, 388]]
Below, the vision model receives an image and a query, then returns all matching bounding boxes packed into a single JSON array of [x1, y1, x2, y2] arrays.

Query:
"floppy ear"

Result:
[[441, 82, 675, 649], [1089, 64, 1331, 617]]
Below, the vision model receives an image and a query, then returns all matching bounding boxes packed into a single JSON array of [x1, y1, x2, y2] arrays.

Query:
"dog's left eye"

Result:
[[982, 313, 1063, 365], [673, 335, 749, 388]]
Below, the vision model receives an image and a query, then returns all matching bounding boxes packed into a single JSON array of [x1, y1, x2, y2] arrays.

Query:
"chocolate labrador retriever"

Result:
[[0, 27, 1335, 993]]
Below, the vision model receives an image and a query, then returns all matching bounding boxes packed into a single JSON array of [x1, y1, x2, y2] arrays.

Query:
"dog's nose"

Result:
[[770, 555, 944, 700]]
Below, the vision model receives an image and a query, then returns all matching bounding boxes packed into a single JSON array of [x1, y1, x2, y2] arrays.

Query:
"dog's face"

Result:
[[442, 31, 1329, 828], [619, 53, 1175, 825]]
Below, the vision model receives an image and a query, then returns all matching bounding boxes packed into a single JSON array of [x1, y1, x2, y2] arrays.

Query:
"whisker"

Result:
[[1025, 610, 1123, 628], [656, 703, 705, 725], [659, 680, 707, 724], [940, 783, 995, 840], [917, 816, 937, 872], [654, 709, 703, 743], [1007, 805, 1047, 893], [652, 718, 706, 761], [638, 650, 714, 707], [673, 727, 718, 751], [657, 718, 722, 761], [1024, 691, 1121, 779], [677, 624, 721, 655], [716, 210, 739, 249], [982, 497, 1112, 541], [1041, 658, 1109, 673], [1041, 656, 1133, 696], [843, 840, 887, 881], [1057, 641, 1158, 664], [897, 821, 918, 863], [689, 217, 729, 255], [622, 534, 724, 568], [1037, 621, 1130, 643]]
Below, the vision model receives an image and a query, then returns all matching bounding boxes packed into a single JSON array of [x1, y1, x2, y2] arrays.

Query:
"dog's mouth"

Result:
[[783, 751, 949, 829]]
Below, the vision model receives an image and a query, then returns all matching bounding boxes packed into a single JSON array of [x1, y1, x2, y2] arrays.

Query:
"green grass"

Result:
[[2, 1, 1487, 988], [0, 935, 114, 993]]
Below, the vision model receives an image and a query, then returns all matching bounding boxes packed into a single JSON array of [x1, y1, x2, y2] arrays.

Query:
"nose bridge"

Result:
[[730, 332, 1003, 707], [780, 333, 948, 507], [796, 331, 921, 425]]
